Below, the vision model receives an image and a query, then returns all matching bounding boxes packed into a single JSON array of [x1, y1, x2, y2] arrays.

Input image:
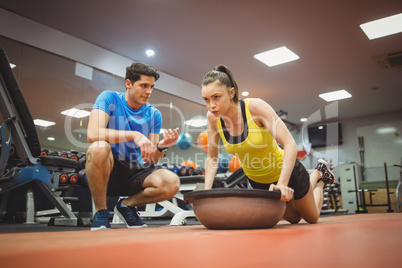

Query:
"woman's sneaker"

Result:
[[90, 209, 111, 231], [315, 159, 335, 185], [114, 199, 147, 228]]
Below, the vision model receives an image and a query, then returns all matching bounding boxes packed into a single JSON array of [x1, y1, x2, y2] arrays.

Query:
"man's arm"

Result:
[[87, 109, 148, 144], [87, 109, 154, 161], [147, 128, 179, 164]]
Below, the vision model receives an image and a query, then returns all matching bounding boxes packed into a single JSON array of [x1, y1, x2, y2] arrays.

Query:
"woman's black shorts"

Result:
[[106, 155, 156, 196], [232, 159, 310, 200]]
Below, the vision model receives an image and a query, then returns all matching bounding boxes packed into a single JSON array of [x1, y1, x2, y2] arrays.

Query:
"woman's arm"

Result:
[[248, 98, 297, 201], [204, 112, 221, 190]]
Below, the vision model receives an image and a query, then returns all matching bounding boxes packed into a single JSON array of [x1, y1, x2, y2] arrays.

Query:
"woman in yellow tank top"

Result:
[[201, 65, 335, 224]]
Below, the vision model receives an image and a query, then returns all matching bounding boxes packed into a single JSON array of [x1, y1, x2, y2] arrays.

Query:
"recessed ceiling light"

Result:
[[61, 108, 91, 118], [376, 127, 396, 134], [146, 49, 155, 57], [254, 46, 299, 67], [34, 119, 56, 127], [360, 13, 402, 40], [242, 91, 249, 97], [47, 137, 55, 141], [319, 89, 352, 102], [10, 63, 16, 68], [300, 118, 308, 122], [184, 117, 207, 127]]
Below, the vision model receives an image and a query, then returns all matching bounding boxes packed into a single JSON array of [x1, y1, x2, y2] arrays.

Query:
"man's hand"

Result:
[[133, 132, 153, 163], [158, 128, 179, 148]]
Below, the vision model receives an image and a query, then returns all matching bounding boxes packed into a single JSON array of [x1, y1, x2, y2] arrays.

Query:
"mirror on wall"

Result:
[[0, 35, 211, 167]]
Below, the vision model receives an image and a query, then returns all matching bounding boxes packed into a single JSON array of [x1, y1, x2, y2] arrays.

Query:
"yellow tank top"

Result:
[[217, 99, 284, 183]]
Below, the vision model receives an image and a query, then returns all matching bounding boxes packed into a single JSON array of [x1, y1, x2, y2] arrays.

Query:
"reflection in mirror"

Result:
[[0, 35, 213, 168]]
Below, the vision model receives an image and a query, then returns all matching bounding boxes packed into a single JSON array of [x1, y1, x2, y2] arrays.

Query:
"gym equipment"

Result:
[[181, 160, 197, 169], [358, 136, 366, 181], [78, 156, 86, 169], [217, 154, 229, 173], [77, 169, 88, 185], [395, 160, 402, 212], [0, 48, 81, 226], [348, 163, 395, 213], [229, 156, 241, 172], [137, 168, 249, 226], [176, 133, 192, 150], [178, 165, 194, 176], [184, 189, 285, 229], [197, 130, 208, 153], [59, 173, 69, 184], [321, 183, 348, 215], [68, 173, 79, 184]]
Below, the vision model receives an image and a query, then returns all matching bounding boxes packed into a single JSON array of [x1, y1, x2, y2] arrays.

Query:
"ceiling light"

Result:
[[184, 117, 207, 127], [146, 49, 155, 57], [376, 127, 396, 134], [61, 108, 91, 118], [10, 63, 16, 68], [242, 91, 249, 97], [47, 137, 55, 141], [300, 118, 308, 122], [319, 89, 352, 102], [254, 46, 299, 67], [34, 119, 56, 127], [360, 13, 402, 40]]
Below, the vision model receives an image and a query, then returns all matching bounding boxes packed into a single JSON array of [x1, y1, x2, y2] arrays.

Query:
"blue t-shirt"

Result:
[[92, 91, 162, 164]]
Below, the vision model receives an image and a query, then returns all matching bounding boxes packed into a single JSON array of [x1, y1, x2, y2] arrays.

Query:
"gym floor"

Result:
[[0, 213, 400, 267]]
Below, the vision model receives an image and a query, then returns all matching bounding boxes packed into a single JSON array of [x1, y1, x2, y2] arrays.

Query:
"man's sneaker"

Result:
[[315, 159, 335, 185], [114, 199, 147, 228], [90, 209, 111, 231]]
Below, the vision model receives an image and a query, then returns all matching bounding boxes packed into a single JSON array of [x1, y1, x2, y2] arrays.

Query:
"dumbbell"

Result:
[[59, 151, 69, 158], [178, 165, 194, 176], [68, 173, 79, 184], [166, 164, 179, 174], [59, 173, 69, 184], [69, 151, 86, 161], [40, 149, 58, 157], [78, 155, 86, 169], [59, 172, 79, 185], [40, 149, 48, 156]]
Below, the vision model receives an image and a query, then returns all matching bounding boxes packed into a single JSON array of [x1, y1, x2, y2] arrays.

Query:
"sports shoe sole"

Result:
[[90, 225, 111, 231], [317, 159, 335, 183]]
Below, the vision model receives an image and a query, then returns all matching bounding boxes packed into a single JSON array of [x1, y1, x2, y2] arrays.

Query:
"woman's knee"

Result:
[[283, 202, 302, 224]]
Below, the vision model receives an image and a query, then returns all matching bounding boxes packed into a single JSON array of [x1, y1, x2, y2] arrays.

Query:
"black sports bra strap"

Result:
[[220, 99, 248, 144]]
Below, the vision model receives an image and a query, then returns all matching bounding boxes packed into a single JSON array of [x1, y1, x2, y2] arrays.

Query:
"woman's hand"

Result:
[[269, 184, 294, 202]]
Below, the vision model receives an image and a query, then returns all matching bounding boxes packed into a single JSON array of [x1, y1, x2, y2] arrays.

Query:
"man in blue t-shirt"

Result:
[[86, 62, 180, 230]]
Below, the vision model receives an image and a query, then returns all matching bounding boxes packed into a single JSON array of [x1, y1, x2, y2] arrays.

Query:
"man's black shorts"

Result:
[[107, 155, 156, 196]]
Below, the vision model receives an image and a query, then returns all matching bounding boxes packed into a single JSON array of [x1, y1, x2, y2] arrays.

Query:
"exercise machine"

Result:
[[0, 47, 83, 226]]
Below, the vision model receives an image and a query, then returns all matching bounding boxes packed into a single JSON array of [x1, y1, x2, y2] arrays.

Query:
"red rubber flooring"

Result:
[[0, 213, 401, 268]]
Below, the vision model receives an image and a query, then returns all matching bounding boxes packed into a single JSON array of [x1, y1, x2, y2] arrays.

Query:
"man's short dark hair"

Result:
[[125, 62, 160, 83]]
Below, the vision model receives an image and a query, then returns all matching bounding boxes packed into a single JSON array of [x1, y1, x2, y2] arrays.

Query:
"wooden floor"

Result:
[[0, 213, 401, 268]]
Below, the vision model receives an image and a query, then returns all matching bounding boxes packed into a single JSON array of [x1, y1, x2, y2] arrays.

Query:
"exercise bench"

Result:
[[0, 47, 83, 226]]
